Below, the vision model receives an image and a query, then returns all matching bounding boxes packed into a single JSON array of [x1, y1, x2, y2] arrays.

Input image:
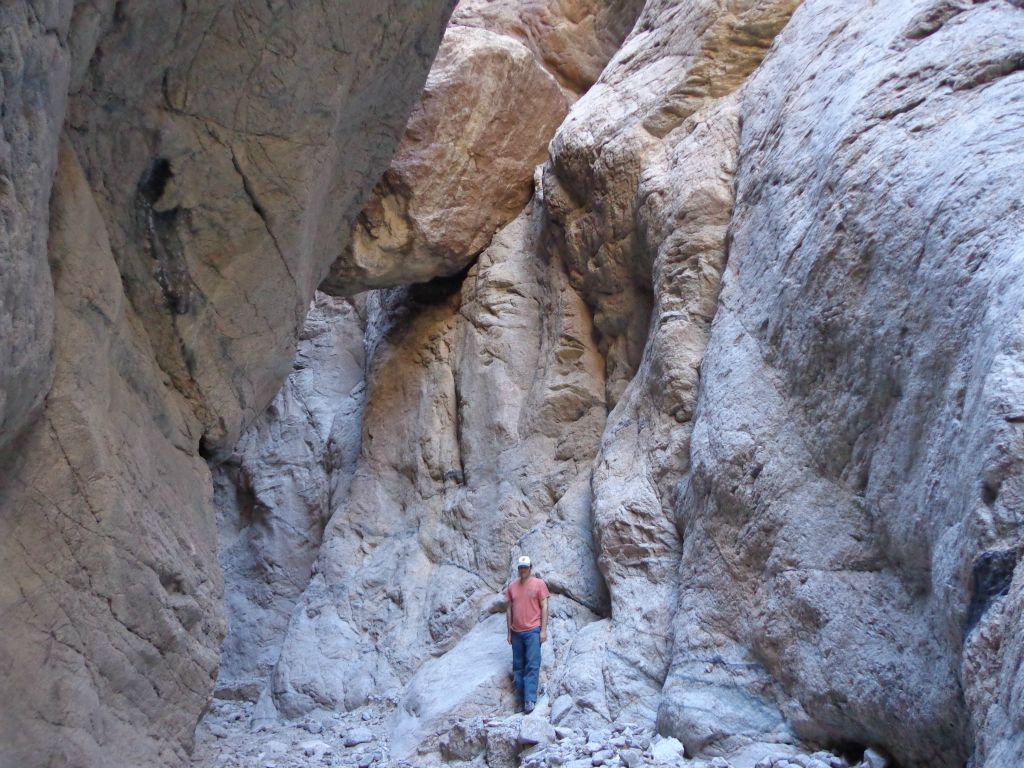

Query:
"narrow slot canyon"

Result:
[[1, 2, 1022, 768]]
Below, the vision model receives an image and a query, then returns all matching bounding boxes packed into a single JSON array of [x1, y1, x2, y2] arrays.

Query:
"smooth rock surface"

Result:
[[213, 294, 367, 699]]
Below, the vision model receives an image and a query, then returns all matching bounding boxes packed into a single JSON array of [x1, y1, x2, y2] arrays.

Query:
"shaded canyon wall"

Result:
[[0, 2, 456, 766]]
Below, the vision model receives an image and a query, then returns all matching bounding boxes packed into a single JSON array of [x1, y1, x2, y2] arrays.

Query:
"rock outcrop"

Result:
[[217, 0, 645, 745], [214, 294, 367, 701], [0, 2, 455, 766]]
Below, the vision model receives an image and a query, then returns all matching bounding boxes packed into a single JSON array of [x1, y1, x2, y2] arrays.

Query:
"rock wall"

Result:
[[666, 2, 1024, 767], [0, 2, 455, 766]]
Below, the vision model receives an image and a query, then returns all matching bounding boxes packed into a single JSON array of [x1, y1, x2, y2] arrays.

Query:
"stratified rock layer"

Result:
[[0, 2, 454, 766]]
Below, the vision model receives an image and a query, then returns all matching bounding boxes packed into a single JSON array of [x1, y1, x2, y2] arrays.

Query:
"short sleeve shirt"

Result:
[[505, 576, 550, 632]]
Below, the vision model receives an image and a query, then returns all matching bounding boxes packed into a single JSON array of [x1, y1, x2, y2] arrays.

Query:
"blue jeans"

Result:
[[511, 626, 542, 705]]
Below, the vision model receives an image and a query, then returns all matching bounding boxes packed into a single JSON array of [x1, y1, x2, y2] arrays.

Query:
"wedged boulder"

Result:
[[323, 24, 568, 293]]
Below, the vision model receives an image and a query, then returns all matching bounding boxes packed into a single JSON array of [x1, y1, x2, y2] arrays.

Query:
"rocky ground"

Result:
[[192, 695, 887, 768]]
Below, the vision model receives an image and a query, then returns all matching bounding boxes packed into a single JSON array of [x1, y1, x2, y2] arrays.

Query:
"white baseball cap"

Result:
[[516, 555, 532, 569]]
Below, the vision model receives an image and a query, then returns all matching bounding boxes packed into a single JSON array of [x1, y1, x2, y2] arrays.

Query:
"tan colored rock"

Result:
[[323, 25, 568, 294], [62, 0, 454, 453], [538, 0, 798, 732], [451, 0, 645, 95], [588, 93, 744, 727], [543, 0, 800, 405], [0, 139, 223, 768]]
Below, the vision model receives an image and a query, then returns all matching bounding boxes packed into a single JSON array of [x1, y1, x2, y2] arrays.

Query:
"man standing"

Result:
[[505, 555, 550, 714]]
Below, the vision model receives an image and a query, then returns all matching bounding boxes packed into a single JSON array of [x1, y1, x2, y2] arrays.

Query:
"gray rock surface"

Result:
[[213, 293, 367, 700], [664, 1, 1024, 766], [0, 1, 68, 451], [0, 2, 455, 766], [272, 201, 608, 731]]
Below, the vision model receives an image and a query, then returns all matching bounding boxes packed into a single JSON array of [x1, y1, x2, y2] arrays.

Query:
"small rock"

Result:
[[486, 726, 522, 768], [586, 742, 603, 754], [441, 720, 487, 761], [862, 749, 889, 768], [301, 739, 332, 758], [550, 695, 574, 725], [810, 753, 849, 768], [344, 727, 375, 747], [620, 749, 643, 768], [207, 723, 230, 739], [300, 719, 323, 734], [555, 727, 575, 741], [362, 709, 374, 721], [520, 717, 557, 746], [650, 736, 684, 763], [710, 758, 732, 768], [264, 739, 288, 755]]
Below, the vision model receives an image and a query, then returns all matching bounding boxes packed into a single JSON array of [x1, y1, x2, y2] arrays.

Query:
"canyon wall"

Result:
[[3, 0, 1023, 767], [212, 1, 1024, 767], [0, 2, 455, 766]]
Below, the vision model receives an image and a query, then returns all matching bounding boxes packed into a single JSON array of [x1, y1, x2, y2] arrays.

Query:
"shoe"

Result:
[[523, 701, 535, 715]]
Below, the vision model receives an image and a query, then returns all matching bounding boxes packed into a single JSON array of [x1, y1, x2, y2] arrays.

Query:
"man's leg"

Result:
[[523, 627, 541, 708], [511, 631, 526, 708]]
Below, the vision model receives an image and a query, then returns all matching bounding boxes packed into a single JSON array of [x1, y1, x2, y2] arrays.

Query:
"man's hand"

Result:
[[507, 629, 512, 645], [540, 628, 547, 644]]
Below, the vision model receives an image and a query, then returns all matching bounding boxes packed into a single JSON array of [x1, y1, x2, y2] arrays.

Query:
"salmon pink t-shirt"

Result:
[[506, 576, 550, 632]]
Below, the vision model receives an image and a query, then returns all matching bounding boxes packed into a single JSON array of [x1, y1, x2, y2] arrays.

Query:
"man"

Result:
[[505, 555, 550, 714]]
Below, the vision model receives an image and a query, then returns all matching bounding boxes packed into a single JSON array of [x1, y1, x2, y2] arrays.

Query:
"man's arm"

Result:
[[506, 600, 513, 645], [540, 597, 549, 644]]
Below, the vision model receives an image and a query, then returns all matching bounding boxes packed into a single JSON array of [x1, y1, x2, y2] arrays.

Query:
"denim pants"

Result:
[[511, 626, 542, 705]]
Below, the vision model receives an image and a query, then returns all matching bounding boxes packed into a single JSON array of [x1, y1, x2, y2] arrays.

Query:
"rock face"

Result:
[[662, 2, 1024, 767], [213, 294, 367, 700], [218, 0, 644, 738], [272, 201, 608, 740], [0, 2, 65, 451], [0, 2, 455, 766]]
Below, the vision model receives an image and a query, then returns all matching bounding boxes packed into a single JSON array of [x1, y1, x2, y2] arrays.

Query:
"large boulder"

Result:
[[322, 22, 569, 294]]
